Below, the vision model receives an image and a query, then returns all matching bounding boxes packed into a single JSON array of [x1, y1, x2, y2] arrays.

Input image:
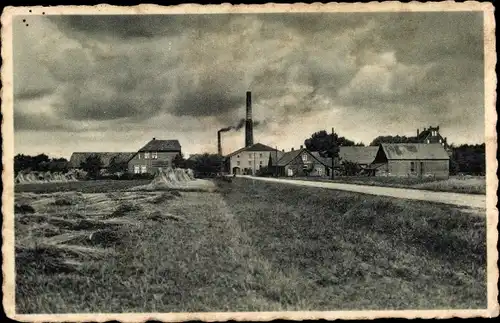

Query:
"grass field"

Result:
[[15, 179, 151, 194], [294, 175, 486, 195], [15, 178, 486, 313]]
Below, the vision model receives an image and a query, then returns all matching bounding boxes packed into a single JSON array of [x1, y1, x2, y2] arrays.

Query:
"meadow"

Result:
[[295, 175, 486, 195], [14, 178, 486, 313]]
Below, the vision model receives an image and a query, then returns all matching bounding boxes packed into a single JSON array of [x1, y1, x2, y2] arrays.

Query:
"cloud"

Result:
[[12, 12, 486, 157]]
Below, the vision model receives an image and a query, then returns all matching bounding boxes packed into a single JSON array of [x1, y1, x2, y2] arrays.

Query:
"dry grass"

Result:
[[15, 179, 152, 194], [15, 178, 486, 313], [296, 175, 486, 195], [413, 176, 486, 194]]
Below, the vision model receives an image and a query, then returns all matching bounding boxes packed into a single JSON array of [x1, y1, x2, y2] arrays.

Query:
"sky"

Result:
[[13, 12, 485, 159]]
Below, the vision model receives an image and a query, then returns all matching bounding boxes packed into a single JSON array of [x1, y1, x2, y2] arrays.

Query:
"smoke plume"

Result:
[[219, 118, 262, 133]]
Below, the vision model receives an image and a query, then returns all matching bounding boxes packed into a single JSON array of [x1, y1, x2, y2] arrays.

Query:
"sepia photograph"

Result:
[[1, 2, 498, 321]]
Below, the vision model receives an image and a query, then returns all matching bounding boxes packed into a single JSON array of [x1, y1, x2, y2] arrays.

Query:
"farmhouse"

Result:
[[227, 143, 278, 175], [367, 143, 450, 178], [270, 146, 332, 177], [127, 138, 182, 174], [69, 138, 182, 175]]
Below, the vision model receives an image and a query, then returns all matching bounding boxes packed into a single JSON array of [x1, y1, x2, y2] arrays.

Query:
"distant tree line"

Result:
[[369, 135, 421, 146], [449, 144, 485, 175], [14, 154, 69, 175], [304, 130, 364, 153]]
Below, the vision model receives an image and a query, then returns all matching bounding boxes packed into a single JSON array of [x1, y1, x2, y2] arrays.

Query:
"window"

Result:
[[439, 139, 442, 143], [134, 165, 140, 174], [318, 168, 323, 176], [237, 161, 240, 166], [152, 152, 158, 159], [249, 160, 252, 165], [426, 139, 430, 144], [237, 155, 240, 158], [144, 152, 150, 159], [259, 153, 263, 158], [138, 154, 141, 160], [141, 165, 147, 173], [302, 153, 308, 162], [259, 160, 263, 165], [410, 162, 415, 172]]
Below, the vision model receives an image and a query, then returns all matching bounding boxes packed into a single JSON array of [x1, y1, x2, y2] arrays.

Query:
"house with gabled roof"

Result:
[[226, 143, 279, 175], [367, 143, 450, 178], [127, 138, 182, 174], [69, 138, 182, 175], [269, 146, 332, 177]]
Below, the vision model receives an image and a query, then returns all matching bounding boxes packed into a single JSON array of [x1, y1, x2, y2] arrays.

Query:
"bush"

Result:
[[117, 173, 155, 180], [53, 198, 73, 206], [15, 204, 35, 214], [256, 166, 274, 177]]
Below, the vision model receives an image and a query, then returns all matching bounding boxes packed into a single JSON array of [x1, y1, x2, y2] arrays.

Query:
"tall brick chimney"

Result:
[[217, 131, 222, 156], [245, 91, 254, 147]]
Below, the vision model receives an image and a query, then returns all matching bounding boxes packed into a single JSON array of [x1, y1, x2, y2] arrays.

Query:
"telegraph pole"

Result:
[[275, 146, 278, 177]]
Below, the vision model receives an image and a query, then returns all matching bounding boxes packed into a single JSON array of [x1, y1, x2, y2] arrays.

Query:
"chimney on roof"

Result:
[[437, 125, 440, 131], [153, 137, 156, 140], [417, 129, 419, 136], [245, 91, 254, 147], [282, 149, 285, 152], [300, 145, 303, 149], [291, 147, 294, 151]]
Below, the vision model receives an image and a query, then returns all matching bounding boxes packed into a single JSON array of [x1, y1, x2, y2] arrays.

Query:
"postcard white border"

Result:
[[2, 2, 498, 321]]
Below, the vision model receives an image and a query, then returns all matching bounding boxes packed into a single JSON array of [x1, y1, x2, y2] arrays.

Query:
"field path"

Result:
[[239, 176, 486, 209]]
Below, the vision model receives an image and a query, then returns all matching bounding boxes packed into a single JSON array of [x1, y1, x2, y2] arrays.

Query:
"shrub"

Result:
[[15, 204, 35, 214], [53, 198, 73, 206]]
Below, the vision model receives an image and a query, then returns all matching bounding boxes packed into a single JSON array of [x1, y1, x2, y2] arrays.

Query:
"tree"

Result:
[[14, 154, 68, 175], [80, 154, 103, 179], [451, 143, 485, 175], [172, 153, 186, 169], [108, 156, 127, 175], [191, 153, 224, 177], [369, 135, 420, 146], [341, 160, 361, 176], [304, 129, 340, 179]]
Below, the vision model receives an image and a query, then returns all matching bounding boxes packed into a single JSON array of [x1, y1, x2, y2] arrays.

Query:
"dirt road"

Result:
[[240, 176, 486, 209]]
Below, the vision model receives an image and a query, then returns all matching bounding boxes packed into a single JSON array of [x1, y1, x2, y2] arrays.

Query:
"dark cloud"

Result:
[[15, 88, 55, 101], [50, 14, 236, 39], [14, 110, 67, 131], [171, 85, 243, 119]]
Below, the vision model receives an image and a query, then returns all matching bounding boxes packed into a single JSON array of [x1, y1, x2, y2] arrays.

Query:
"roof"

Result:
[[380, 143, 450, 160], [226, 143, 277, 158], [276, 149, 304, 166], [338, 146, 379, 165], [69, 152, 136, 168], [269, 150, 286, 165], [271, 148, 332, 167], [310, 151, 333, 166], [138, 139, 181, 152]]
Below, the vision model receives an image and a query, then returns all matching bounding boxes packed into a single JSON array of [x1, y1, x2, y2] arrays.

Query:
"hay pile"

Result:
[[131, 167, 215, 191], [15, 170, 80, 184]]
